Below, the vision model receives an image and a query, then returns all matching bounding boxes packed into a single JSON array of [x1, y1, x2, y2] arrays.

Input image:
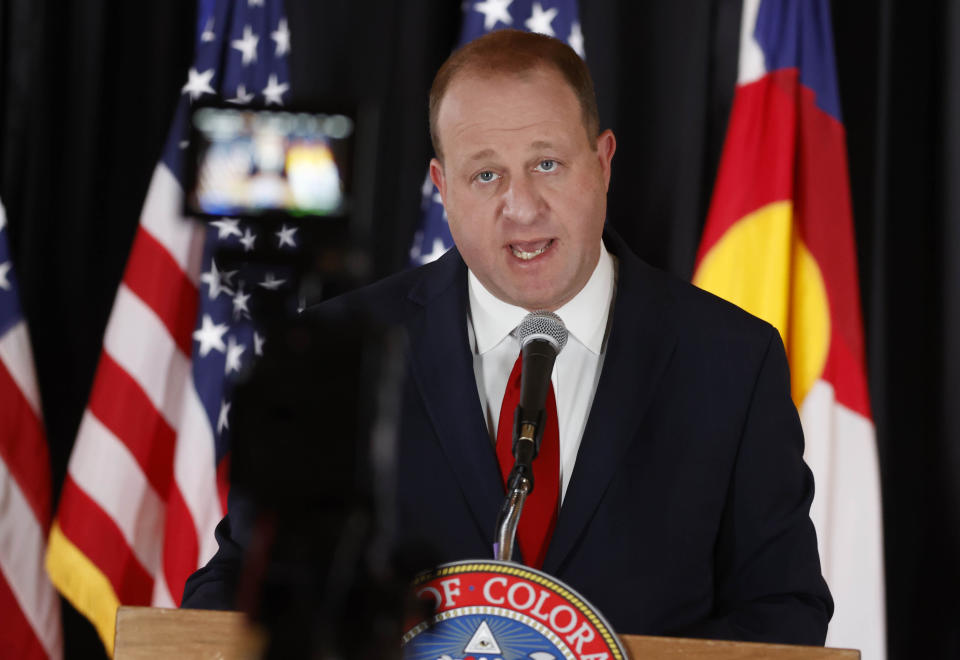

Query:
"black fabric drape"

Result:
[[1, 0, 194, 481], [582, 0, 742, 276], [837, 1, 960, 657], [2, 1, 958, 657]]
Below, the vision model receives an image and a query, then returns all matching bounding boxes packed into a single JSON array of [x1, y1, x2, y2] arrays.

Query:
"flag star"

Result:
[[259, 272, 287, 290], [420, 238, 449, 264], [182, 67, 215, 101], [409, 231, 424, 261], [276, 224, 298, 248], [0, 261, 11, 291], [201, 17, 215, 42], [201, 260, 236, 299], [431, 194, 448, 220], [232, 285, 251, 319], [225, 336, 246, 374], [193, 315, 229, 357], [262, 74, 289, 106], [221, 267, 238, 288], [474, 0, 514, 31], [211, 218, 242, 239], [231, 25, 259, 66], [239, 227, 257, 251], [227, 83, 255, 105], [525, 2, 558, 36], [420, 172, 434, 200], [248, 0, 265, 6], [568, 21, 585, 58], [271, 18, 291, 57], [254, 331, 265, 356], [217, 399, 231, 434]]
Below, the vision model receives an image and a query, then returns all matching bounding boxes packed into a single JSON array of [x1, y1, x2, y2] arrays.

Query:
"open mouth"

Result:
[[509, 238, 554, 261]]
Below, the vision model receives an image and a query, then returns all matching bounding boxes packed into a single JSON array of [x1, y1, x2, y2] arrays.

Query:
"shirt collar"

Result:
[[468, 241, 615, 355]]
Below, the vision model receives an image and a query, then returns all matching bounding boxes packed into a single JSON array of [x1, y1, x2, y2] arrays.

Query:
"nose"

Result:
[[501, 173, 543, 226]]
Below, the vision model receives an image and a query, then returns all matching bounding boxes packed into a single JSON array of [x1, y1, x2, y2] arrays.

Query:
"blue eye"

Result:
[[476, 171, 498, 183], [537, 159, 558, 172]]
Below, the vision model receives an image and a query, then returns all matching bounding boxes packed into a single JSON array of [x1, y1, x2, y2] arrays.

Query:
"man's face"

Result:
[[430, 66, 616, 311]]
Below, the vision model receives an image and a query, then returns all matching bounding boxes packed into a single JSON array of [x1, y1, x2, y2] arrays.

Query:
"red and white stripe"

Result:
[[0, 319, 63, 659], [49, 163, 225, 648]]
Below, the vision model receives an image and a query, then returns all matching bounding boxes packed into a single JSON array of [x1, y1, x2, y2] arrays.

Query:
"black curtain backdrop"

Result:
[[1, 1, 957, 658]]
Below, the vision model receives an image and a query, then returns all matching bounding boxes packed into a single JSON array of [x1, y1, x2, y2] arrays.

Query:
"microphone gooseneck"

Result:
[[511, 311, 568, 490], [494, 311, 568, 562]]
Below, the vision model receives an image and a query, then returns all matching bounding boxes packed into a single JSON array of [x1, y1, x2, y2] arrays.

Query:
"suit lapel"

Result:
[[544, 232, 679, 574], [405, 250, 506, 544]]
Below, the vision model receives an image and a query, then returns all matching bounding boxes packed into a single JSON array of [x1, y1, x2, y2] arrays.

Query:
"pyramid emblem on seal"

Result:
[[463, 620, 501, 654]]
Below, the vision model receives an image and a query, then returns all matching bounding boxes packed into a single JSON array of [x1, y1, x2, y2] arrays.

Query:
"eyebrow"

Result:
[[467, 148, 496, 162], [466, 141, 559, 162], [530, 140, 556, 150]]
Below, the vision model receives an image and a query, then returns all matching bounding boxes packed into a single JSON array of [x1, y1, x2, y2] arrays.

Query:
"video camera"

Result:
[[182, 104, 427, 658]]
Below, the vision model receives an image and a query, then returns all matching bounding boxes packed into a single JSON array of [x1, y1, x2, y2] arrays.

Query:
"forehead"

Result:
[[436, 67, 585, 154]]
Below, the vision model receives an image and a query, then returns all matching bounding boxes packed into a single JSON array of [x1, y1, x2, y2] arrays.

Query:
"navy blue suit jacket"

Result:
[[182, 229, 832, 644]]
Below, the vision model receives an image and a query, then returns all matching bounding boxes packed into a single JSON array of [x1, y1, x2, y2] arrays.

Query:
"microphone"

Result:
[[510, 311, 568, 490]]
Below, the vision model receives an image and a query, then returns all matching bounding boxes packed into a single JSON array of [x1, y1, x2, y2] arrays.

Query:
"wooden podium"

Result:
[[114, 606, 860, 659]]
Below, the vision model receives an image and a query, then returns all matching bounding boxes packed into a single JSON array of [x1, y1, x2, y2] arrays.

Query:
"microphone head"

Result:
[[517, 311, 568, 353]]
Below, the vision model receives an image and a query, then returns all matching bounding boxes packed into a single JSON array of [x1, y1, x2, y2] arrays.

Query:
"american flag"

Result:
[[408, 0, 585, 265], [0, 199, 62, 659], [45, 0, 293, 653]]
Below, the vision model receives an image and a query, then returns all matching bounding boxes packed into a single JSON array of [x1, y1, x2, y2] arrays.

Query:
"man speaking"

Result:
[[184, 29, 833, 644]]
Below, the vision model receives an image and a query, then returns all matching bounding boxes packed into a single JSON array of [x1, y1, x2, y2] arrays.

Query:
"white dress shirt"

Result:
[[467, 242, 616, 502]]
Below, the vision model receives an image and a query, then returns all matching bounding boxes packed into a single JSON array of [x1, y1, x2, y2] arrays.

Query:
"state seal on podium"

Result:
[[402, 560, 627, 660]]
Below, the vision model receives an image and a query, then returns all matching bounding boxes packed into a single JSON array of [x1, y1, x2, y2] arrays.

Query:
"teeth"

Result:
[[511, 241, 551, 260]]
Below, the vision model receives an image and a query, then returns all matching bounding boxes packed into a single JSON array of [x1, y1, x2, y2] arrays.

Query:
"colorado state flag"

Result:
[[693, 1, 884, 656]]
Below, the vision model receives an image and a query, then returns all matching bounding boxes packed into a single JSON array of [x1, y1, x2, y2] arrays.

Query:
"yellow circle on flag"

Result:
[[693, 201, 830, 405]]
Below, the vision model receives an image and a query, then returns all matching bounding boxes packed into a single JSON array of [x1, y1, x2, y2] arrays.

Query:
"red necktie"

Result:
[[495, 353, 560, 569]]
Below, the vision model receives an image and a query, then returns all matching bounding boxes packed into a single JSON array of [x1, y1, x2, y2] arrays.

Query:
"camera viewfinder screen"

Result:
[[187, 107, 354, 218]]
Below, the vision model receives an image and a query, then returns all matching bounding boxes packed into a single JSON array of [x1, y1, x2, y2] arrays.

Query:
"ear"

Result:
[[595, 129, 616, 191], [429, 158, 447, 204]]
